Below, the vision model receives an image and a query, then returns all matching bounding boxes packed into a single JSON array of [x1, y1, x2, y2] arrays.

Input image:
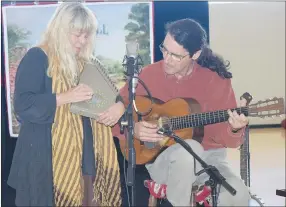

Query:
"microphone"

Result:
[[124, 42, 143, 98], [126, 41, 139, 58], [126, 42, 139, 95]]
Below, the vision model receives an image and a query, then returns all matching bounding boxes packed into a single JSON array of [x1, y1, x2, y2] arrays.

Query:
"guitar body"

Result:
[[119, 96, 204, 165]]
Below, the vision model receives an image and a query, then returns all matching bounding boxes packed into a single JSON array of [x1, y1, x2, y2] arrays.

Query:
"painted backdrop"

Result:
[[2, 2, 154, 137]]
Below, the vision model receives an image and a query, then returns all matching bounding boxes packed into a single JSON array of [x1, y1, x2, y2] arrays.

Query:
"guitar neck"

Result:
[[170, 107, 249, 130], [240, 126, 251, 187]]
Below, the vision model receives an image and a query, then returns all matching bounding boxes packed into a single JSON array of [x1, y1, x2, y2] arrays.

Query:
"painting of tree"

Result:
[[7, 24, 31, 93], [6, 24, 31, 134], [2, 2, 153, 137], [7, 24, 31, 62], [124, 3, 151, 66]]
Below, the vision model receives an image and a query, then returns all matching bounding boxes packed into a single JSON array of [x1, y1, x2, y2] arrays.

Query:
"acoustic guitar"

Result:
[[119, 94, 285, 165]]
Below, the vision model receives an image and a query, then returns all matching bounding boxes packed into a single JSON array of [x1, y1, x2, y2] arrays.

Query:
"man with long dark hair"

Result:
[[113, 18, 250, 206]]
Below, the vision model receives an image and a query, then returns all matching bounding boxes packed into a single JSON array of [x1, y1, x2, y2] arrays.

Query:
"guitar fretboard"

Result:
[[170, 107, 249, 130], [144, 107, 249, 151]]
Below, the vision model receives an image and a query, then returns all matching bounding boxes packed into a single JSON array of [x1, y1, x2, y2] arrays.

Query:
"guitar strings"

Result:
[[160, 107, 249, 128]]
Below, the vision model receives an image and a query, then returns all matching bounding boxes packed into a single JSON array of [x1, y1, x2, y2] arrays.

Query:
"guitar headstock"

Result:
[[240, 92, 253, 106], [248, 97, 285, 118]]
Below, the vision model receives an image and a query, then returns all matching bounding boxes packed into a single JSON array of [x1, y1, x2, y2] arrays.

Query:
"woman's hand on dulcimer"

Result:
[[97, 102, 125, 126]]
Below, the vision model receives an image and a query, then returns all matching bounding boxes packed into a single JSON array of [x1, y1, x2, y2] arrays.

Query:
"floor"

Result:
[[226, 128, 286, 206], [1, 127, 285, 206]]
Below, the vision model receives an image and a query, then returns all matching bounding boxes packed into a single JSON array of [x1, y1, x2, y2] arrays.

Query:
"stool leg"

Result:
[[190, 186, 198, 207], [190, 192, 196, 207], [148, 195, 157, 207]]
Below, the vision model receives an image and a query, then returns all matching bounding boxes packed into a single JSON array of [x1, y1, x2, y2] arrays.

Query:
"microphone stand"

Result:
[[120, 54, 142, 207], [160, 130, 237, 207]]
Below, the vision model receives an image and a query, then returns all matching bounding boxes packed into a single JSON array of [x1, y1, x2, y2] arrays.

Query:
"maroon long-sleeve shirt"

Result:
[[112, 60, 245, 150]]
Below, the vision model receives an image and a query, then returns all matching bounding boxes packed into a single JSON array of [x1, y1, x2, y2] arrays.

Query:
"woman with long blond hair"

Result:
[[8, 2, 124, 206]]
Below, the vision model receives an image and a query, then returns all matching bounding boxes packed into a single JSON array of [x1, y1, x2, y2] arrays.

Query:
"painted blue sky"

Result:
[[3, 2, 152, 61]]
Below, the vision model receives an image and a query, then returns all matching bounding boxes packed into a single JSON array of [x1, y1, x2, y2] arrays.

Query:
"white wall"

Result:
[[209, 2, 285, 125]]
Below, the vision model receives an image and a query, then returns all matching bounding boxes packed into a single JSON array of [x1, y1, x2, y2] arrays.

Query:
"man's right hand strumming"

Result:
[[56, 83, 93, 106], [134, 121, 164, 142]]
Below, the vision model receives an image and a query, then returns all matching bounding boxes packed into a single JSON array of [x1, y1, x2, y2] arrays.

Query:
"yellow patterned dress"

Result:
[[46, 47, 122, 206]]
